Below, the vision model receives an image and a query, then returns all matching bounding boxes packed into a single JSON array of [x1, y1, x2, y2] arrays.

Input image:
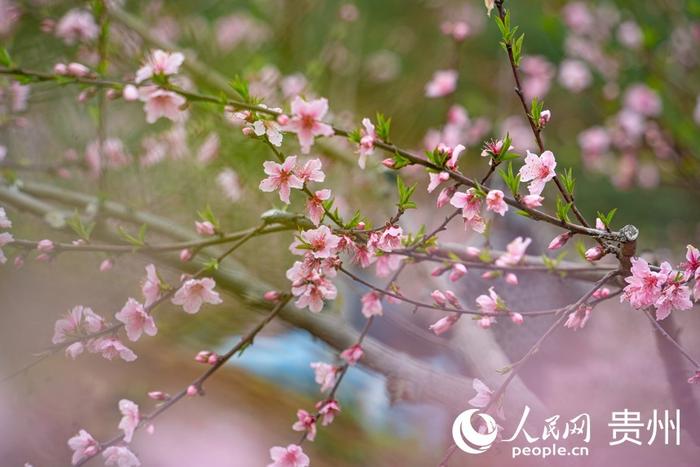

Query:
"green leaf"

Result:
[[118, 225, 147, 247], [498, 162, 521, 195], [66, 211, 94, 241], [561, 167, 576, 195], [513, 33, 525, 66], [596, 208, 617, 228], [396, 176, 417, 211], [229, 75, 250, 102], [0, 48, 13, 68], [556, 197, 573, 223], [375, 113, 391, 141], [391, 152, 412, 170]]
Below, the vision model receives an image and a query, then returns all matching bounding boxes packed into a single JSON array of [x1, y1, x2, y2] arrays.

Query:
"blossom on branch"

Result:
[[135, 49, 185, 83], [284, 96, 334, 154], [114, 298, 157, 342], [519, 150, 557, 196], [259, 155, 304, 204], [171, 278, 223, 314], [267, 444, 309, 467]]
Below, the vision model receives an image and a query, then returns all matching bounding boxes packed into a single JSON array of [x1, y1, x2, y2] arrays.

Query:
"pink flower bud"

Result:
[[466, 246, 481, 257], [179, 248, 193, 262], [148, 391, 169, 401], [186, 385, 198, 396], [584, 245, 605, 262], [242, 126, 255, 137], [207, 354, 219, 365], [481, 271, 498, 280], [37, 239, 54, 253], [106, 88, 119, 100], [539, 109, 551, 127], [448, 263, 467, 282], [436, 185, 457, 209], [548, 232, 573, 250], [510, 312, 524, 325], [146, 424, 155, 435], [263, 290, 281, 302], [429, 314, 459, 335], [123, 84, 139, 101], [521, 194, 544, 208], [381, 158, 395, 168], [431, 266, 448, 277], [53, 63, 67, 75], [99, 258, 114, 272], [67, 62, 90, 77], [356, 221, 366, 230], [592, 287, 610, 299], [40, 19, 55, 33], [340, 344, 364, 365], [444, 290, 461, 308], [195, 220, 216, 236], [478, 316, 494, 329], [595, 217, 606, 230], [505, 273, 519, 285], [195, 350, 211, 363], [276, 114, 289, 125], [431, 290, 447, 306]]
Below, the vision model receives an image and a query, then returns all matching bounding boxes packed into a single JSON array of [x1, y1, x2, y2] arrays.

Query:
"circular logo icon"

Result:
[[452, 409, 498, 454]]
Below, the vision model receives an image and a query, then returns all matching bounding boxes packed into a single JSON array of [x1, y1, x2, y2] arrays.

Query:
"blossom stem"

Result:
[[74, 296, 292, 466], [0, 65, 619, 241], [643, 309, 700, 369]]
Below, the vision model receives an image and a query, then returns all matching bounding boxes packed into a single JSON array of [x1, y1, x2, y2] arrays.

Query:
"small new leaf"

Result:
[[229, 75, 250, 103], [396, 176, 417, 211], [375, 113, 391, 141], [66, 211, 94, 241]]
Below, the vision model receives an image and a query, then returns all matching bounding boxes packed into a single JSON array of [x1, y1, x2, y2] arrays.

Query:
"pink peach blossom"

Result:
[[93, 337, 137, 362], [268, 444, 310, 467], [115, 298, 157, 342], [476, 287, 503, 314], [361, 291, 383, 318], [296, 158, 325, 184], [340, 344, 364, 365], [521, 194, 544, 208], [510, 312, 524, 325], [284, 96, 334, 153], [292, 409, 317, 441], [55, 9, 97, 45], [584, 245, 605, 262], [468, 378, 493, 408], [37, 239, 54, 253], [375, 225, 403, 252], [485, 189, 508, 216], [0, 231, 14, 264], [558, 59, 591, 93], [450, 188, 482, 221], [357, 118, 377, 168], [316, 399, 341, 425], [519, 150, 556, 195], [139, 87, 186, 124], [622, 257, 669, 309], [655, 279, 693, 321], [103, 446, 140, 467], [310, 362, 339, 392], [425, 69, 458, 98], [624, 84, 662, 117], [296, 225, 341, 259], [427, 171, 450, 193], [118, 399, 140, 443], [306, 189, 332, 225], [135, 49, 185, 83], [141, 264, 161, 307], [259, 155, 304, 204], [67, 429, 98, 465], [496, 236, 531, 267], [564, 305, 592, 331], [172, 278, 223, 314]]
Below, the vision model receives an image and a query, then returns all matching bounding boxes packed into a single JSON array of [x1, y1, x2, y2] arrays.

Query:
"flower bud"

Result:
[[448, 263, 467, 282], [148, 391, 169, 401], [431, 290, 447, 306], [548, 232, 573, 250], [584, 245, 605, 262], [263, 290, 281, 302], [122, 84, 139, 101], [99, 258, 114, 272], [276, 114, 289, 125], [186, 385, 198, 396], [510, 312, 524, 325], [179, 248, 193, 262], [53, 63, 67, 75]]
